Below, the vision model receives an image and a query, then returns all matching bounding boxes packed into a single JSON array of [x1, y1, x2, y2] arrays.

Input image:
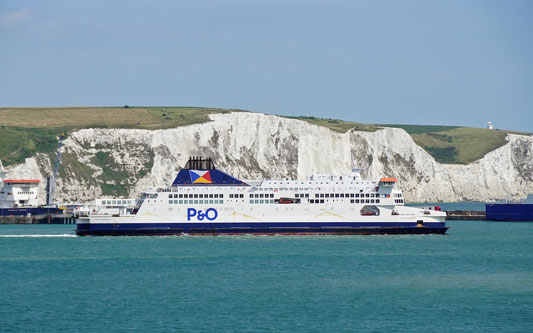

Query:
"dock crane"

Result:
[[46, 133, 64, 206]]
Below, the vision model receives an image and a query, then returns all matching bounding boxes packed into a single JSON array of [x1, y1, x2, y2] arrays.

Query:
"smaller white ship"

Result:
[[0, 160, 61, 217], [0, 160, 40, 209]]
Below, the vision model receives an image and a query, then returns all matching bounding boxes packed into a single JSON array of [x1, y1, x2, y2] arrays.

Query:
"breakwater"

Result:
[[0, 214, 76, 224], [446, 210, 486, 220]]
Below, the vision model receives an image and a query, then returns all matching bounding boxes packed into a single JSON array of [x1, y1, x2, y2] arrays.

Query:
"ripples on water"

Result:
[[1, 220, 532, 332]]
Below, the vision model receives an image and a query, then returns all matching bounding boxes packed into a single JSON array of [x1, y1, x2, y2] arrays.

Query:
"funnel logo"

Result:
[[190, 170, 212, 184]]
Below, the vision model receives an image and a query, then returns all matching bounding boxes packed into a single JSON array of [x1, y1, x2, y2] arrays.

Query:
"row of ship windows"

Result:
[[264, 180, 370, 186], [310, 199, 381, 204], [314, 193, 385, 198], [0, 191, 34, 195], [394, 199, 405, 203], [165, 185, 375, 193], [170, 200, 225, 205], [164, 185, 386, 193], [101, 200, 134, 205], [250, 199, 382, 204], [256, 184, 372, 190], [167, 192, 397, 199], [169, 193, 225, 199], [251, 193, 275, 198], [250, 200, 276, 204], [167, 199, 388, 205]]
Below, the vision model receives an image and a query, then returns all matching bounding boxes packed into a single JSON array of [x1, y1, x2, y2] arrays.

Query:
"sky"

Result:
[[1, 0, 532, 132]]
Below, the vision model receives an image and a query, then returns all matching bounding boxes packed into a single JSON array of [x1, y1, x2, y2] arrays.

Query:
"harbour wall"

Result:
[[445, 210, 486, 220], [0, 214, 76, 225]]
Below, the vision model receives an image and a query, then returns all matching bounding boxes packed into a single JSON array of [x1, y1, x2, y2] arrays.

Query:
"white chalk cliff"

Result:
[[5, 112, 533, 203]]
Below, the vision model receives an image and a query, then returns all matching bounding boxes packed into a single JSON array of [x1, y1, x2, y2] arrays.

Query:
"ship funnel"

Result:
[[184, 156, 216, 170]]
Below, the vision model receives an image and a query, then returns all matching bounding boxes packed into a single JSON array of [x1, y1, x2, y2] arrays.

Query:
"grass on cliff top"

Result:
[[284, 116, 378, 133], [0, 106, 240, 166], [0, 106, 241, 129], [376, 124, 460, 134], [378, 124, 531, 164]]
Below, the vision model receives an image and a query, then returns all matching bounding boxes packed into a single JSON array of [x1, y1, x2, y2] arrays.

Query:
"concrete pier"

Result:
[[0, 214, 76, 224], [446, 210, 486, 220]]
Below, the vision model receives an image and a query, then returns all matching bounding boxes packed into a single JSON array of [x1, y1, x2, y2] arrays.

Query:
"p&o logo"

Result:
[[187, 208, 218, 221]]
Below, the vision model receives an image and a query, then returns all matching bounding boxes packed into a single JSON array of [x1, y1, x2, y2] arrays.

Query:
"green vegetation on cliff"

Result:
[[378, 124, 523, 164], [0, 126, 71, 166], [0, 107, 530, 167], [90, 152, 130, 197], [0, 106, 236, 167], [291, 118, 529, 164], [284, 116, 378, 133]]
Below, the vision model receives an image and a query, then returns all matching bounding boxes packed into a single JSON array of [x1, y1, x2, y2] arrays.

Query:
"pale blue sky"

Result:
[[1, 0, 532, 131]]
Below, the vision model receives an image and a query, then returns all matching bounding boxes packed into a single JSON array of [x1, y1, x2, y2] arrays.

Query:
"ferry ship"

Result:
[[76, 157, 448, 236], [0, 161, 61, 217], [486, 194, 533, 222]]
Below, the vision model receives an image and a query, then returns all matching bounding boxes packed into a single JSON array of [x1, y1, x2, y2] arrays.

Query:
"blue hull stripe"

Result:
[[77, 221, 448, 236]]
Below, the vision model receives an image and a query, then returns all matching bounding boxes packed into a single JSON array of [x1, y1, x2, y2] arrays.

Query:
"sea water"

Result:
[[1, 220, 532, 332]]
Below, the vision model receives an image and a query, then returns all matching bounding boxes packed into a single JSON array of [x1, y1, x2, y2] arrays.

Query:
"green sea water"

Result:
[[1, 221, 532, 332]]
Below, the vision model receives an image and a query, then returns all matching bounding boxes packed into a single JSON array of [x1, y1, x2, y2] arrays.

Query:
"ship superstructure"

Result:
[[76, 157, 448, 236], [0, 160, 40, 209], [0, 160, 62, 217]]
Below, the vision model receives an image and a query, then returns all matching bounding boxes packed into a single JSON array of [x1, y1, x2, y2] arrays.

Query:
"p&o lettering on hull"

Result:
[[187, 208, 218, 221]]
